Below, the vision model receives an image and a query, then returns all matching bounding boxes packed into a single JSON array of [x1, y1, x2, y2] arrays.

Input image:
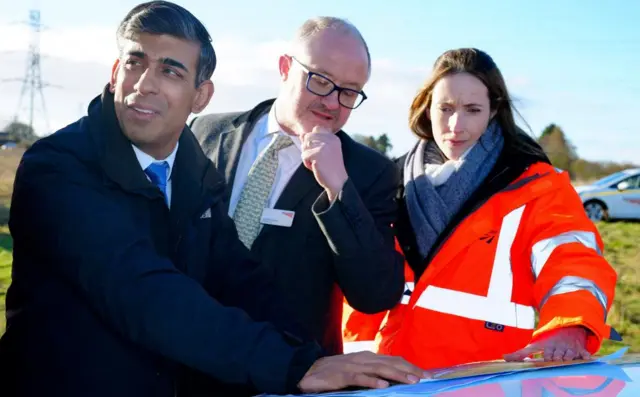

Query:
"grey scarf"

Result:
[[403, 121, 505, 259]]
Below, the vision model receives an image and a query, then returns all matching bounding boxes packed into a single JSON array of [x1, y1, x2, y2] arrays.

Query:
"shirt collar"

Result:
[[132, 142, 179, 180], [258, 105, 302, 151]]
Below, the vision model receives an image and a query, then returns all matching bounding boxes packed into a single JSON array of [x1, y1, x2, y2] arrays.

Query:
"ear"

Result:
[[109, 59, 121, 93], [191, 80, 214, 114], [278, 55, 292, 82]]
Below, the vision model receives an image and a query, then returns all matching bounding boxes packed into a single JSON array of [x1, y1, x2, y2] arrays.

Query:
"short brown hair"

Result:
[[293, 16, 371, 76], [408, 48, 545, 157]]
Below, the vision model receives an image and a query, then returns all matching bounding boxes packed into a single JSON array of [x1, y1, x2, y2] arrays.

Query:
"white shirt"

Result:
[[132, 142, 179, 207], [228, 107, 303, 217]]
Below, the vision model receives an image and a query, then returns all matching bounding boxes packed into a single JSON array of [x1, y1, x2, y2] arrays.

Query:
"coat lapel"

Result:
[[89, 86, 163, 202], [169, 130, 209, 228], [217, 123, 250, 203], [215, 100, 276, 204], [272, 165, 320, 211]]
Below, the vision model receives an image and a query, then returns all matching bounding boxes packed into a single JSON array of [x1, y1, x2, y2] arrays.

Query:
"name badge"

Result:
[[260, 208, 295, 227]]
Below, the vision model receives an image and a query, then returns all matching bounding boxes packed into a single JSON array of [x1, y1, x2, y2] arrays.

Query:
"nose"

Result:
[[321, 89, 340, 110], [133, 68, 159, 95], [448, 111, 464, 134]]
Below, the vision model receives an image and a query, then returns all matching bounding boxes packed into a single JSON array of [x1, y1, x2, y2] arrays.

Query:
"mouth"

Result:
[[310, 109, 334, 121], [126, 104, 160, 120], [447, 140, 466, 146]]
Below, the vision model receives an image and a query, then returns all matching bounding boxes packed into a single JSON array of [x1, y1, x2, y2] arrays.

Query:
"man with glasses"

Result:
[[190, 17, 404, 356]]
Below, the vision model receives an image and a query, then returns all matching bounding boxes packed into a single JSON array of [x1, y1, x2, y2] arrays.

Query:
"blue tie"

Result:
[[145, 162, 170, 206]]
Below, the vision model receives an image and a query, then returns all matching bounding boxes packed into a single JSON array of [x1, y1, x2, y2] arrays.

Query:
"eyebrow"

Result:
[[437, 100, 484, 107], [127, 50, 190, 73], [303, 62, 362, 90], [321, 69, 361, 89]]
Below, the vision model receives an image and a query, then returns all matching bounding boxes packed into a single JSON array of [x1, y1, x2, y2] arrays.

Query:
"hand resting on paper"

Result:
[[297, 351, 428, 393], [504, 326, 592, 362]]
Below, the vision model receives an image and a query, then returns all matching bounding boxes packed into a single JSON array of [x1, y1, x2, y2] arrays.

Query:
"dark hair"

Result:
[[408, 48, 546, 158], [116, 1, 216, 87]]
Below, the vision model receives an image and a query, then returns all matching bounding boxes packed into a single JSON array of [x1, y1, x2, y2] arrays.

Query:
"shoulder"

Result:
[[339, 131, 397, 182], [517, 161, 568, 187], [189, 112, 244, 139], [17, 118, 100, 187], [188, 98, 276, 142], [504, 161, 582, 215], [23, 118, 95, 170]]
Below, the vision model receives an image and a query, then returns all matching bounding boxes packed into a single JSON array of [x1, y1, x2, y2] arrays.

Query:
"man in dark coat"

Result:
[[190, 17, 405, 356], [0, 2, 425, 397]]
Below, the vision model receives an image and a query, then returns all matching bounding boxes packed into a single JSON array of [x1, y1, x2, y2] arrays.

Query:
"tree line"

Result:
[[354, 124, 636, 183], [536, 123, 636, 182], [1, 121, 38, 147]]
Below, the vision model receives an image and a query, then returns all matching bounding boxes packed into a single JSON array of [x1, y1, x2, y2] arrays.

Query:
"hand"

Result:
[[504, 326, 592, 362], [301, 126, 348, 201], [297, 351, 427, 393]]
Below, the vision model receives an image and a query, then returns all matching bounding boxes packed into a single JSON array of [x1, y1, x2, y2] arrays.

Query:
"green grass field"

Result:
[[0, 148, 637, 356], [0, 225, 11, 329], [598, 221, 640, 354]]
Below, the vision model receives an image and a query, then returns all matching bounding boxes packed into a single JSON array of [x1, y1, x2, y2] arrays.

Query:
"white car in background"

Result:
[[575, 168, 640, 222]]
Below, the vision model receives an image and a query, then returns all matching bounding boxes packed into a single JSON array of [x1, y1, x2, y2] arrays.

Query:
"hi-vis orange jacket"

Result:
[[342, 239, 413, 353], [343, 162, 619, 370]]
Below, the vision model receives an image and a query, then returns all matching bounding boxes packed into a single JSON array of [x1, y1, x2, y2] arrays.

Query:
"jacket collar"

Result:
[[219, 98, 355, 210], [86, 84, 225, 213]]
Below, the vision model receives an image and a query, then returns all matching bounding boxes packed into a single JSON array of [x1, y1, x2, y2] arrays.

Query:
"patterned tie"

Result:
[[145, 161, 170, 206], [233, 134, 293, 248]]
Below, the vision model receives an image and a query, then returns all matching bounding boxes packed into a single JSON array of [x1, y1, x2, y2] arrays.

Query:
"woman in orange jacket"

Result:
[[344, 48, 620, 370]]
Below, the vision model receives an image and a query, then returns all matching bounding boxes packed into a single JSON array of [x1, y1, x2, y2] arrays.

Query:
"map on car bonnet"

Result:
[[258, 347, 631, 397]]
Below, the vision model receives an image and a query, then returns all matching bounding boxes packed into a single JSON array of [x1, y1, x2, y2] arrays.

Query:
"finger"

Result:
[[312, 125, 331, 135], [304, 140, 327, 151], [504, 344, 539, 362], [302, 158, 312, 170], [303, 138, 327, 152], [384, 357, 427, 380], [578, 347, 592, 361], [552, 347, 566, 362], [301, 149, 318, 170], [354, 353, 426, 380], [348, 351, 377, 362], [361, 358, 426, 385], [298, 372, 385, 394], [302, 130, 324, 144], [349, 372, 390, 389], [563, 347, 577, 361], [301, 132, 313, 147], [362, 364, 419, 385], [543, 346, 555, 361], [301, 146, 323, 159]]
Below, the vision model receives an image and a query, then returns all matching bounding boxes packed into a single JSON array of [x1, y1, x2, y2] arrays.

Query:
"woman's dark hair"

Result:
[[408, 48, 546, 158]]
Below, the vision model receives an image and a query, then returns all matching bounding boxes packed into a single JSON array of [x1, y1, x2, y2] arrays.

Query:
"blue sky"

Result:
[[0, 0, 638, 162]]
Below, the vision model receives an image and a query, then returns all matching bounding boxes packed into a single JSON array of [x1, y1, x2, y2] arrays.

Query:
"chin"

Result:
[[124, 127, 155, 146], [445, 150, 462, 161]]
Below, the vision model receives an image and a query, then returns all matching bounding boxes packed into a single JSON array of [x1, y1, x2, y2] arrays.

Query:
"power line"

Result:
[[0, 9, 61, 135]]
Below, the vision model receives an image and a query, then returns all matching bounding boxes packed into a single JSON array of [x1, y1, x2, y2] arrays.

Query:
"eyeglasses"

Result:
[[290, 56, 367, 109]]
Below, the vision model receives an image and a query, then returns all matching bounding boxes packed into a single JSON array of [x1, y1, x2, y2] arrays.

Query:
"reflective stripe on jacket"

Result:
[[351, 162, 618, 369]]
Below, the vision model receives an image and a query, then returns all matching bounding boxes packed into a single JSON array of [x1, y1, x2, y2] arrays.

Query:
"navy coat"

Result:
[[0, 87, 322, 397]]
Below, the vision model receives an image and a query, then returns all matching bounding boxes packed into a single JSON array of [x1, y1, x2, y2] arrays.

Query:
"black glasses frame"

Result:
[[291, 56, 367, 109]]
